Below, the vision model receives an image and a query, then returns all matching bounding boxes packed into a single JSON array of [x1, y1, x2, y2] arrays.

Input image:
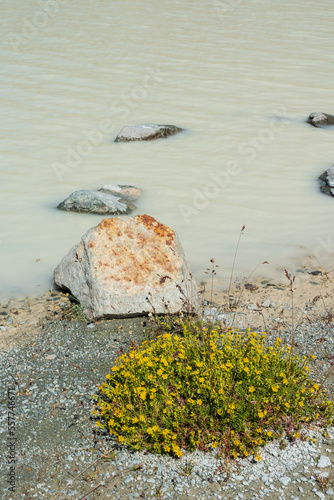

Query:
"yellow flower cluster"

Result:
[[92, 320, 334, 459]]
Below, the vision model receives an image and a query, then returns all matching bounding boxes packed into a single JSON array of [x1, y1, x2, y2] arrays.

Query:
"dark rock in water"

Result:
[[114, 124, 182, 142], [307, 112, 334, 128], [57, 184, 141, 215], [319, 167, 334, 197]]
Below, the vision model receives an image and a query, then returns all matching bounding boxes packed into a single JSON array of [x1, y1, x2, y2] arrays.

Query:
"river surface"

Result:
[[1, 0, 334, 300]]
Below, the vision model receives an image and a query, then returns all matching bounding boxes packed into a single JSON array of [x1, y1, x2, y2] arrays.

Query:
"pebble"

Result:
[[317, 456, 331, 468], [247, 304, 258, 310], [279, 477, 291, 486], [261, 297, 272, 308]]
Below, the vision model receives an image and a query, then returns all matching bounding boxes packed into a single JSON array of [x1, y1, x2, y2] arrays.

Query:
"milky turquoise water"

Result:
[[1, 0, 334, 300]]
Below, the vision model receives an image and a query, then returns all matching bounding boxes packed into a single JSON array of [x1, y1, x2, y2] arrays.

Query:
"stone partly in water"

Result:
[[57, 184, 141, 215], [54, 215, 201, 319], [307, 112, 334, 128], [319, 166, 334, 197], [114, 124, 183, 142]]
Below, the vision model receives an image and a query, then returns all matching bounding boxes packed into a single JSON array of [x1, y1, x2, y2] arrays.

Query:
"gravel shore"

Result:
[[1, 273, 334, 499]]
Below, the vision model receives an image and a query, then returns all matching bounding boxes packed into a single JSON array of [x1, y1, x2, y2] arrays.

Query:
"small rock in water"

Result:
[[57, 184, 140, 215], [114, 124, 182, 142], [319, 166, 334, 197], [307, 112, 334, 127], [101, 184, 141, 200]]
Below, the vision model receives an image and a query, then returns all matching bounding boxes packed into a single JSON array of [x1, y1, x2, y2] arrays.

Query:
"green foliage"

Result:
[[92, 320, 334, 460], [70, 302, 86, 322]]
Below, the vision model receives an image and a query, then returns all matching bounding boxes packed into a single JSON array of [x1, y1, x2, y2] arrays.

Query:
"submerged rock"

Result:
[[54, 215, 201, 319], [57, 185, 141, 215], [114, 124, 182, 142], [307, 112, 334, 128], [319, 166, 334, 197]]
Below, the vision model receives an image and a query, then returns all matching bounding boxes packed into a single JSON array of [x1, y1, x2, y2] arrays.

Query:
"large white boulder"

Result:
[[54, 215, 201, 319]]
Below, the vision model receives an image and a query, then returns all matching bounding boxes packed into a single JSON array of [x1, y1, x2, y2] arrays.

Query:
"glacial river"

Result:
[[1, 0, 334, 300]]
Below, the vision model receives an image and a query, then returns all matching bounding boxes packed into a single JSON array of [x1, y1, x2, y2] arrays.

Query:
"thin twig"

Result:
[[77, 481, 103, 500], [226, 225, 245, 312]]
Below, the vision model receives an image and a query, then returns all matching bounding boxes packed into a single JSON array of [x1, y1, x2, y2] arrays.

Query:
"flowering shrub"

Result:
[[92, 321, 334, 459]]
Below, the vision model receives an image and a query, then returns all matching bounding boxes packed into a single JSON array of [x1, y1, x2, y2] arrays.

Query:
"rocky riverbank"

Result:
[[1, 269, 334, 499]]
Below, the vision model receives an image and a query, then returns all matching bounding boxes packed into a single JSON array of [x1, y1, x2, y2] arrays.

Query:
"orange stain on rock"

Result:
[[136, 215, 175, 245], [91, 215, 179, 288]]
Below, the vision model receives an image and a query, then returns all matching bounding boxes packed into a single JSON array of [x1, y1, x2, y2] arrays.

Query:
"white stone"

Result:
[[279, 477, 291, 486], [318, 456, 331, 468], [261, 297, 272, 308]]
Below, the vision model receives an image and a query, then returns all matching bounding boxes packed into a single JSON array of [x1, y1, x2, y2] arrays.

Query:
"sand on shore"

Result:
[[0, 265, 333, 351]]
